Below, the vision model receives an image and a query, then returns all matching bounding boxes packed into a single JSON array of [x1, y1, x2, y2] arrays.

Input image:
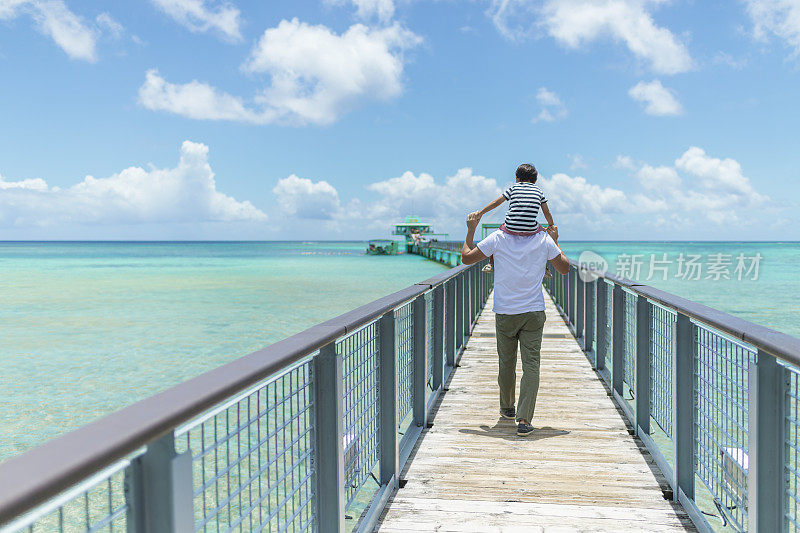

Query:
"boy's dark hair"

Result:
[[516, 163, 538, 183]]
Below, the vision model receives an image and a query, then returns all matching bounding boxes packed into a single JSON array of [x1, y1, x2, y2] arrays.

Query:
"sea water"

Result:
[[1, 241, 798, 466], [0, 241, 448, 463], [558, 241, 800, 338]]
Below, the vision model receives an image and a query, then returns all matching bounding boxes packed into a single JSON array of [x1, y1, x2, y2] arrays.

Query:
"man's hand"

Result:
[[547, 224, 559, 242], [466, 212, 481, 231]]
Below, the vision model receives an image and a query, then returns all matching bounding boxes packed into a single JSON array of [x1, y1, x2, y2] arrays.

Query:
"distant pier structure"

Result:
[[1, 240, 799, 532]]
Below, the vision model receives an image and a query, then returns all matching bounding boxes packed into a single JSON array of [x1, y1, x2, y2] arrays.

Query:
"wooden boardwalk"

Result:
[[376, 290, 696, 532]]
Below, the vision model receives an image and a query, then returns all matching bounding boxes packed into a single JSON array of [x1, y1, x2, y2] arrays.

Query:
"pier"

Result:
[[377, 290, 694, 531], [1, 241, 800, 532]]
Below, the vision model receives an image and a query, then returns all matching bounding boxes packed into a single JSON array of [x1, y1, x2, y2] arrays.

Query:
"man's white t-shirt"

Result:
[[477, 230, 561, 314]]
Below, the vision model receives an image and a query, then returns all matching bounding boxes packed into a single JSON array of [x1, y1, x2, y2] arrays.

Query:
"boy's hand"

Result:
[[466, 212, 481, 231], [547, 224, 559, 242], [468, 211, 482, 220]]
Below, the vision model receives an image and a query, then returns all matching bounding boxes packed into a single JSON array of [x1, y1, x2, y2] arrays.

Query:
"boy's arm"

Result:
[[541, 201, 555, 227], [476, 196, 506, 217]]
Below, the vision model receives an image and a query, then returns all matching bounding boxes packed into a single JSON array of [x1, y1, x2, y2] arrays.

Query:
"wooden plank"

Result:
[[376, 290, 695, 532]]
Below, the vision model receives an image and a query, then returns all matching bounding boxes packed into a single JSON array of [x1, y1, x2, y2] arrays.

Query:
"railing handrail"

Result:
[[568, 258, 800, 368], [0, 262, 471, 525]]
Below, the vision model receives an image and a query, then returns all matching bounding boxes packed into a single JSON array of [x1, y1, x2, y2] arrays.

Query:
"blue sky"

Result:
[[0, 0, 798, 241]]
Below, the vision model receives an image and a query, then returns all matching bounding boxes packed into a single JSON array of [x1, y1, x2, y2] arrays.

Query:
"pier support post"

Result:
[[748, 351, 786, 532], [445, 280, 456, 371], [672, 312, 695, 503], [596, 280, 607, 372], [455, 275, 464, 354], [412, 295, 427, 428], [611, 284, 624, 396], [433, 285, 445, 391], [313, 342, 345, 532], [124, 433, 194, 533], [635, 295, 651, 436], [378, 312, 399, 490], [585, 277, 595, 359]]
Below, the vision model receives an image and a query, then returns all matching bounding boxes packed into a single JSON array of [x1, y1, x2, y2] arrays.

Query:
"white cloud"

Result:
[[0, 0, 98, 61], [262, 147, 773, 237], [95, 12, 123, 39], [532, 87, 567, 122], [617, 146, 768, 224], [489, 0, 692, 74], [0, 174, 48, 190], [139, 69, 257, 122], [569, 154, 588, 170], [273, 175, 341, 220], [365, 168, 503, 229], [628, 79, 682, 115], [542, 147, 769, 227], [326, 0, 395, 22], [150, 0, 242, 41], [540, 173, 631, 217], [675, 146, 765, 199], [139, 19, 421, 125], [636, 164, 681, 189], [614, 155, 636, 170], [0, 141, 266, 227], [746, 0, 800, 57]]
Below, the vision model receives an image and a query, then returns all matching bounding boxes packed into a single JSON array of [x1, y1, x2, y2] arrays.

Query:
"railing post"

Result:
[[433, 285, 445, 391], [124, 433, 194, 533], [635, 295, 651, 436], [672, 312, 695, 503], [462, 271, 470, 341], [596, 280, 607, 371], [559, 268, 564, 310], [378, 312, 399, 489], [455, 274, 464, 353], [313, 342, 345, 532], [446, 280, 456, 369], [611, 284, 624, 396], [471, 268, 477, 322], [585, 277, 595, 357], [576, 273, 584, 341], [412, 294, 427, 428], [748, 351, 786, 532]]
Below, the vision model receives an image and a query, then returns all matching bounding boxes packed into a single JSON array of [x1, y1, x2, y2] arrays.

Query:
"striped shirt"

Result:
[[503, 182, 546, 232]]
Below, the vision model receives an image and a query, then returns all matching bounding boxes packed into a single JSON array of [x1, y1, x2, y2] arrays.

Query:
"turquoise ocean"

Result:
[[1, 241, 798, 465]]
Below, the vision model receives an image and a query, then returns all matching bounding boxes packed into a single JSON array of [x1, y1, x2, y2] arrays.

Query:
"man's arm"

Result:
[[462, 212, 488, 265], [547, 225, 570, 275], [541, 201, 555, 228]]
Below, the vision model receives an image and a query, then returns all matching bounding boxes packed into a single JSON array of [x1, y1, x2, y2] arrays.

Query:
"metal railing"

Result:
[[543, 259, 800, 532], [409, 242, 462, 267], [0, 258, 493, 533]]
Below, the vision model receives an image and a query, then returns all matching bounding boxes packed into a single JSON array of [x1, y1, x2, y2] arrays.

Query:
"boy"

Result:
[[471, 163, 555, 273]]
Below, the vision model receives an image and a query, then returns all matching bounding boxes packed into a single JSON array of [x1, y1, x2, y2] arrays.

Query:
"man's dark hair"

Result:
[[516, 163, 538, 183]]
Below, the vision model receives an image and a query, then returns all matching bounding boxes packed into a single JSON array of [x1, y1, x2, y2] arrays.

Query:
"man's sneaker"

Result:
[[499, 407, 515, 420], [517, 422, 535, 436], [482, 264, 493, 273]]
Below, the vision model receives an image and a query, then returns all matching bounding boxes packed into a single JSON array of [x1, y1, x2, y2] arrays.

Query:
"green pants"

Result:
[[495, 311, 546, 423]]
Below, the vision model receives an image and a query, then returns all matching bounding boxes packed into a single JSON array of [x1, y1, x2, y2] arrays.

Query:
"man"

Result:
[[461, 212, 569, 436]]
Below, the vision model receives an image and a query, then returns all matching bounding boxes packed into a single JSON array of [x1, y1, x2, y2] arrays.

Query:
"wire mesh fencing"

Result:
[[176, 360, 315, 533]]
